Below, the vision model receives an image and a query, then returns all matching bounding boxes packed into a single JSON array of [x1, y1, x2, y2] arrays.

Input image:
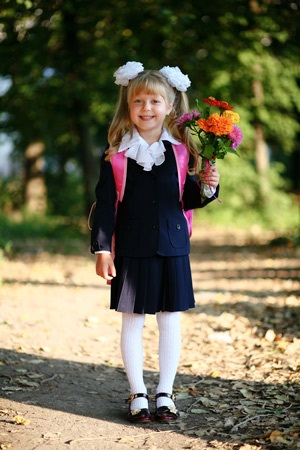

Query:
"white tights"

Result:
[[121, 311, 181, 410]]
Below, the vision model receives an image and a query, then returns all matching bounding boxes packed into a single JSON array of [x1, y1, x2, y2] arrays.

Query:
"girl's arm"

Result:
[[90, 152, 117, 254]]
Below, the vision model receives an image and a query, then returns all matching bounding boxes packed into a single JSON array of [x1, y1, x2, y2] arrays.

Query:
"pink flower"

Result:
[[191, 109, 201, 119], [178, 110, 201, 126], [178, 112, 193, 125], [228, 125, 243, 149]]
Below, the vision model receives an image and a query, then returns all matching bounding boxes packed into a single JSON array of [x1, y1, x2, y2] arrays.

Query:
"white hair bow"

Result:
[[113, 61, 191, 92], [159, 66, 191, 92], [113, 61, 144, 86]]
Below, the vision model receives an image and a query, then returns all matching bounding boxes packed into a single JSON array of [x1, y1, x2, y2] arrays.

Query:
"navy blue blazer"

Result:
[[91, 142, 219, 257]]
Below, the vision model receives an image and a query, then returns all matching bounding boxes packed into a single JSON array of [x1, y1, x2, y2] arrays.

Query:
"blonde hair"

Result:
[[106, 70, 199, 169]]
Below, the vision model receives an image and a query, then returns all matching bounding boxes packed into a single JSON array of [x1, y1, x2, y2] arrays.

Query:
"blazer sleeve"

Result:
[[90, 153, 117, 254], [182, 172, 220, 211]]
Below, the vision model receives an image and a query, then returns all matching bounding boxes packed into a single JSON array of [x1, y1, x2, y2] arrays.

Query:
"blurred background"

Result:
[[0, 0, 299, 254]]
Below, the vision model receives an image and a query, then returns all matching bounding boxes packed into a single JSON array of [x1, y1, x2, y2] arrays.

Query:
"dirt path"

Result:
[[1, 228, 300, 450]]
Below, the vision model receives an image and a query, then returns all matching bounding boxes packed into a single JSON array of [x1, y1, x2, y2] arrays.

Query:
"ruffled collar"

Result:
[[118, 127, 181, 171]]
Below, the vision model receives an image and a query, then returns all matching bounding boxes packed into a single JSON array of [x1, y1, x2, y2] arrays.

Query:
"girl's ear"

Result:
[[167, 103, 173, 115]]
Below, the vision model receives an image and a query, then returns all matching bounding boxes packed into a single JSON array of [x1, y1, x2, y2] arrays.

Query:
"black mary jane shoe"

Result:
[[154, 392, 180, 422], [126, 393, 152, 422]]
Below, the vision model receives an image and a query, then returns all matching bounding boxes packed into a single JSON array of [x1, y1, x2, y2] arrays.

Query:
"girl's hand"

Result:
[[199, 165, 220, 189], [96, 253, 116, 281]]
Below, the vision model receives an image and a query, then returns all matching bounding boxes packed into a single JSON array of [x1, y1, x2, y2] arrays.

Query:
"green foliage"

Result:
[[0, 0, 299, 214], [195, 155, 299, 232], [0, 177, 23, 211], [0, 212, 87, 256], [0, 166, 85, 217], [46, 169, 85, 217]]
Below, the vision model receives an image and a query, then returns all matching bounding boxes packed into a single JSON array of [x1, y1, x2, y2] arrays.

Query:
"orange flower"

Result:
[[197, 113, 233, 136]]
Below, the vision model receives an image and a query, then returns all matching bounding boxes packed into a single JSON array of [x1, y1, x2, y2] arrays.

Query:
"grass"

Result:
[[0, 201, 299, 260], [0, 213, 89, 257]]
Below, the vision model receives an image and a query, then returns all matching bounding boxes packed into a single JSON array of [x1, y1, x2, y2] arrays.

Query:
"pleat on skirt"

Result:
[[110, 254, 195, 314]]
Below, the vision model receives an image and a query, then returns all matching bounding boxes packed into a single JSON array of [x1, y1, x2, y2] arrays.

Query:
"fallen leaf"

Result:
[[199, 396, 217, 407], [16, 379, 39, 388], [13, 415, 31, 426], [175, 392, 190, 400], [240, 388, 253, 398], [190, 408, 208, 414], [0, 443, 12, 450], [268, 429, 291, 444], [27, 373, 44, 379], [209, 370, 220, 378], [192, 429, 207, 437]]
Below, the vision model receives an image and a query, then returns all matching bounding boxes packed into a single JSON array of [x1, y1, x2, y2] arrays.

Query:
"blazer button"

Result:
[[152, 224, 158, 230], [176, 224, 181, 230]]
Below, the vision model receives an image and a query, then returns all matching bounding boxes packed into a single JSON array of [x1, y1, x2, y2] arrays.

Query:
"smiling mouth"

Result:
[[140, 116, 154, 120]]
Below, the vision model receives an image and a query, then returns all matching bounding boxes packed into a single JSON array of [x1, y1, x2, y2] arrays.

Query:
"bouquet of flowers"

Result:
[[178, 96, 243, 197]]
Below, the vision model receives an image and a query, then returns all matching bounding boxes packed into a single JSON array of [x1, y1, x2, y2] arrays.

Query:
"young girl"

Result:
[[91, 62, 220, 423]]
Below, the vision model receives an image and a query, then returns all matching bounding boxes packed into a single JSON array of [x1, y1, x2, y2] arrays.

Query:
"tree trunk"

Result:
[[254, 122, 270, 201], [252, 69, 270, 201], [254, 122, 269, 175], [24, 142, 47, 214], [252, 72, 270, 175]]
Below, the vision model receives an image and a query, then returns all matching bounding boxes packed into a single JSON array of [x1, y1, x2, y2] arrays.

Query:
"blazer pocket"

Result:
[[116, 219, 141, 251], [167, 219, 188, 248]]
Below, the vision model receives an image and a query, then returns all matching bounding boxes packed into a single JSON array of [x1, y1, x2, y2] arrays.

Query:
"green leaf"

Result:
[[202, 145, 214, 159], [227, 148, 240, 156]]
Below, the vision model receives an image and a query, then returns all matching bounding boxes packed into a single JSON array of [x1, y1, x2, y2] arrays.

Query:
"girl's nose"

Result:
[[142, 101, 151, 110]]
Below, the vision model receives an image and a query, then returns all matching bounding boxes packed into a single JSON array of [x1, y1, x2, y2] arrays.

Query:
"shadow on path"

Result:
[[1, 348, 300, 448]]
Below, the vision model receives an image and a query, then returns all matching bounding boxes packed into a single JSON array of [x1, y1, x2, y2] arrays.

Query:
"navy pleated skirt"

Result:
[[110, 254, 195, 315]]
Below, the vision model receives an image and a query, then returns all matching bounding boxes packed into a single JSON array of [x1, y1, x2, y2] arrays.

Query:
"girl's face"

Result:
[[128, 90, 173, 142]]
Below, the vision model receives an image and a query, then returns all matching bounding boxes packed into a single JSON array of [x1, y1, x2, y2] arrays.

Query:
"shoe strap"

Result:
[[126, 393, 149, 403], [155, 392, 176, 401]]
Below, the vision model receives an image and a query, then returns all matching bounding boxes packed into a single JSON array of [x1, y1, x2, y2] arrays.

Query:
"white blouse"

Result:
[[118, 127, 181, 171]]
